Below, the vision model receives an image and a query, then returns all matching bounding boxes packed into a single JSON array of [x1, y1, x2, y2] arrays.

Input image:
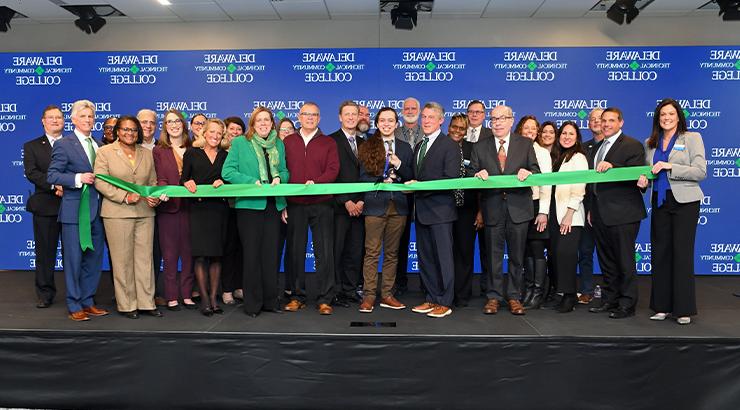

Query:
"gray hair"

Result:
[[136, 108, 157, 121], [423, 101, 445, 118], [404, 97, 420, 108], [70, 99, 95, 119]]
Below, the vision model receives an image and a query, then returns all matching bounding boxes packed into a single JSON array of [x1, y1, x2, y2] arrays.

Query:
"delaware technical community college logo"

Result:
[[700, 49, 740, 81], [5, 55, 72, 86], [196, 52, 265, 84], [295, 51, 364, 83], [596, 49, 669, 81], [493, 50, 566, 82]]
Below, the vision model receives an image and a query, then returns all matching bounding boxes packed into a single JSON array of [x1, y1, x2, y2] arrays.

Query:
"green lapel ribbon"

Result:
[[81, 166, 654, 248]]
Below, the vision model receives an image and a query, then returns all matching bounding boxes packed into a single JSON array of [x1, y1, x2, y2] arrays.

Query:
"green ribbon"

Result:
[[78, 184, 94, 252], [80, 166, 654, 248]]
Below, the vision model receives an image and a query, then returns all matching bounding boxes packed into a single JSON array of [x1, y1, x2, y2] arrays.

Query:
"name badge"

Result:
[[673, 144, 686, 151], [463, 159, 471, 167]]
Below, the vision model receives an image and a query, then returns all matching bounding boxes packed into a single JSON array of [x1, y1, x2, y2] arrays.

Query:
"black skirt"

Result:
[[189, 198, 229, 257]]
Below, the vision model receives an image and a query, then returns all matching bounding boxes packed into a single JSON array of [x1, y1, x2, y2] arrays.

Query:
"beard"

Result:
[[357, 120, 370, 133], [403, 114, 419, 124]]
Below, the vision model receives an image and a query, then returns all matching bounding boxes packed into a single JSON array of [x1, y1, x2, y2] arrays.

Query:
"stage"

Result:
[[1, 270, 739, 409]]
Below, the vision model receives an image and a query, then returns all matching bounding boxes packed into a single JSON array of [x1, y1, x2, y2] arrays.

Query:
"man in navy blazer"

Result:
[[408, 102, 460, 318], [47, 99, 108, 321]]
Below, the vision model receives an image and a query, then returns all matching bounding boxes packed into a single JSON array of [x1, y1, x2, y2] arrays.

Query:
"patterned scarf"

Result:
[[249, 130, 280, 183]]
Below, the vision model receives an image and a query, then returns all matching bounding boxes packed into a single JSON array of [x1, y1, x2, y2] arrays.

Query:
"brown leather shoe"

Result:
[[427, 305, 452, 318], [317, 303, 333, 315], [83, 306, 109, 316], [411, 302, 435, 313], [577, 294, 593, 304], [68, 310, 90, 322], [509, 299, 525, 315], [483, 299, 499, 315], [283, 299, 306, 312], [379, 296, 406, 310], [359, 297, 375, 313]]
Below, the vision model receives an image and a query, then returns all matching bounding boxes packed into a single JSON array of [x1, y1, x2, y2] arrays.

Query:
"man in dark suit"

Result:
[[408, 102, 460, 318], [471, 105, 540, 316], [23, 105, 64, 308], [47, 99, 109, 322], [587, 107, 647, 319], [329, 100, 365, 307]]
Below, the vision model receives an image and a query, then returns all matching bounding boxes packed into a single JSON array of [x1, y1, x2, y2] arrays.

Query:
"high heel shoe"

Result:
[[212, 305, 224, 314], [556, 294, 577, 313], [201, 307, 213, 317]]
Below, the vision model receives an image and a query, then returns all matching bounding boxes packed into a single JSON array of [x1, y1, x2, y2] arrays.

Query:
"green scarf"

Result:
[[249, 130, 280, 183]]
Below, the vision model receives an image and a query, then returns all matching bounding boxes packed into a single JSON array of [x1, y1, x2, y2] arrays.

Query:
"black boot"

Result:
[[556, 293, 577, 313], [524, 259, 548, 310], [522, 257, 535, 306]]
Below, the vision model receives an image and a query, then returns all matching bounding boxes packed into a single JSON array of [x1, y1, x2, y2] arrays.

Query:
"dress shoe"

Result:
[[541, 294, 562, 310], [222, 292, 235, 305], [577, 294, 594, 305], [650, 312, 669, 321], [676, 316, 691, 325], [83, 306, 109, 316], [427, 305, 452, 318], [379, 296, 406, 310], [201, 307, 214, 317], [167, 303, 182, 311], [317, 303, 333, 315], [246, 312, 260, 318], [284, 299, 306, 312], [411, 302, 436, 314], [522, 287, 535, 307], [121, 310, 139, 319], [261, 307, 283, 314], [183, 301, 198, 310], [523, 292, 544, 310], [212, 305, 224, 314], [483, 299, 500, 315], [556, 294, 577, 313], [154, 297, 167, 307], [359, 297, 375, 313], [609, 308, 635, 319], [142, 309, 163, 317], [508, 299, 526, 315], [68, 310, 90, 322], [36, 300, 52, 309], [331, 296, 350, 308], [589, 302, 618, 313]]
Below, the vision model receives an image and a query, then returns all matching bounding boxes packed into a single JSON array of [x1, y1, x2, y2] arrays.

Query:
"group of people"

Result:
[[24, 96, 706, 325]]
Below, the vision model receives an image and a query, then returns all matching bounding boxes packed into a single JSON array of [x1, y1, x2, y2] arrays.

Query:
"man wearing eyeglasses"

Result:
[[24, 105, 65, 309], [472, 105, 540, 316], [465, 100, 493, 143], [282, 102, 340, 315]]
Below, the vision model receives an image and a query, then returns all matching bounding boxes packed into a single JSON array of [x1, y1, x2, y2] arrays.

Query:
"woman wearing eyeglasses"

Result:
[[153, 109, 197, 311], [94, 116, 162, 319], [278, 118, 296, 140]]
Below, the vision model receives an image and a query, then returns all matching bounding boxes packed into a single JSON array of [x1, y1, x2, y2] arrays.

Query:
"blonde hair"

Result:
[[192, 118, 229, 150]]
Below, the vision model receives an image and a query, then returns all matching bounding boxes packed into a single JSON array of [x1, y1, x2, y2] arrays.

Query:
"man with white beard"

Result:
[[356, 104, 371, 139], [394, 97, 422, 148]]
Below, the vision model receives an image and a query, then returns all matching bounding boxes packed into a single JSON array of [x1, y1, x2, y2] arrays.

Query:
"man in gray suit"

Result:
[[465, 100, 493, 143], [472, 105, 540, 316]]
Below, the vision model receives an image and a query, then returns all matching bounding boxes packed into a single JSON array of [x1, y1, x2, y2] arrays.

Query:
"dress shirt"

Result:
[[73, 128, 98, 188], [466, 125, 482, 143]]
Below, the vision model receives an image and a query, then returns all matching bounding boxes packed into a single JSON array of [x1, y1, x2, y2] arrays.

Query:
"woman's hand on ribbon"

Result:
[[184, 179, 197, 193]]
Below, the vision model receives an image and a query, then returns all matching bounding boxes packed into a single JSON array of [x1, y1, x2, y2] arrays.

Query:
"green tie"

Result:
[[416, 136, 429, 175], [85, 137, 96, 166]]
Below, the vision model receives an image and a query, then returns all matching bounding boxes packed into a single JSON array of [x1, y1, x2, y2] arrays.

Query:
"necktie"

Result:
[[595, 139, 610, 165], [385, 140, 393, 155], [417, 137, 429, 175], [85, 137, 96, 166], [348, 136, 358, 157], [497, 138, 507, 172], [469, 128, 478, 143]]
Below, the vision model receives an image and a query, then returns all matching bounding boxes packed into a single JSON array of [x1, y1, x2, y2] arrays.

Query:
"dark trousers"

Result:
[[152, 220, 163, 297], [222, 208, 243, 293], [238, 207, 280, 314], [33, 214, 61, 303], [650, 192, 699, 317], [552, 225, 583, 294], [286, 201, 335, 305], [485, 207, 529, 302], [577, 222, 596, 294], [395, 208, 413, 289], [61, 217, 104, 312], [158, 211, 194, 302], [415, 221, 454, 307], [453, 203, 477, 304], [592, 203, 640, 310], [333, 212, 364, 297], [477, 226, 489, 293]]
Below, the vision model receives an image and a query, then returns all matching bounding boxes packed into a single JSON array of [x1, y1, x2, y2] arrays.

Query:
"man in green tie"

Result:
[[47, 99, 108, 322]]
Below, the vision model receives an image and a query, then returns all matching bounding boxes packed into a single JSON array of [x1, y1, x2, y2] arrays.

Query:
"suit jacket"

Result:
[[588, 133, 647, 226], [152, 145, 188, 214], [329, 129, 365, 213], [47, 133, 100, 224], [360, 137, 413, 216], [477, 126, 494, 141], [222, 136, 290, 211], [93, 141, 157, 218], [24, 135, 61, 216], [413, 132, 459, 225], [553, 152, 588, 226], [644, 131, 706, 204], [471, 133, 540, 225]]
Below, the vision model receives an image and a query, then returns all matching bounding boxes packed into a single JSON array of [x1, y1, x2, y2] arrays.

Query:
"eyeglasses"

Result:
[[192, 121, 206, 127], [119, 127, 137, 134], [103, 125, 115, 131], [165, 119, 182, 125], [44, 115, 63, 120], [449, 125, 466, 131], [467, 110, 485, 115], [300, 112, 319, 118], [279, 127, 294, 132], [491, 116, 513, 123]]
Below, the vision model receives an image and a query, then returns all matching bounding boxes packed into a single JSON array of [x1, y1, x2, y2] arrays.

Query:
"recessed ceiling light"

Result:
[[158, 0, 172, 5]]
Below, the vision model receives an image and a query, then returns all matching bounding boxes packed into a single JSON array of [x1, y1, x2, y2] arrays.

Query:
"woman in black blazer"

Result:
[[638, 98, 706, 325], [356, 107, 413, 313]]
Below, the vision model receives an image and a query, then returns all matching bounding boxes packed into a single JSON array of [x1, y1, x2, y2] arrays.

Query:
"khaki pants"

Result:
[[362, 201, 407, 299], [104, 217, 155, 312]]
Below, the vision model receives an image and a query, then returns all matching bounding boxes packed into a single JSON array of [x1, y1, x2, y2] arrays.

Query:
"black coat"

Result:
[[23, 135, 61, 216]]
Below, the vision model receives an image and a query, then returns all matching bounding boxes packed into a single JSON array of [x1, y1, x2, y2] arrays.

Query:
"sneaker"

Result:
[[359, 297, 375, 313], [379, 296, 406, 310], [222, 292, 235, 305], [427, 305, 452, 318], [577, 294, 593, 305], [676, 316, 691, 325], [411, 302, 435, 314], [650, 312, 669, 321]]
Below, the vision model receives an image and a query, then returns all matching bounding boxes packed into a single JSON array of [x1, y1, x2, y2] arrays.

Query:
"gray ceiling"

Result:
[[0, 0, 719, 24]]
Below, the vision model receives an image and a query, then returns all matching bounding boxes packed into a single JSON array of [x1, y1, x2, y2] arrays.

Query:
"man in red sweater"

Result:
[[281, 102, 340, 315]]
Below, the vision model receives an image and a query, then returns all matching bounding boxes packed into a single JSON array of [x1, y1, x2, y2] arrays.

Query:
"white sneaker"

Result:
[[677, 316, 691, 325], [650, 312, 668, 321]]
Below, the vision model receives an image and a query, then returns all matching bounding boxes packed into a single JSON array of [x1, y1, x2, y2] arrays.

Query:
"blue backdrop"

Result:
[[1, 46, 738, 274]]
